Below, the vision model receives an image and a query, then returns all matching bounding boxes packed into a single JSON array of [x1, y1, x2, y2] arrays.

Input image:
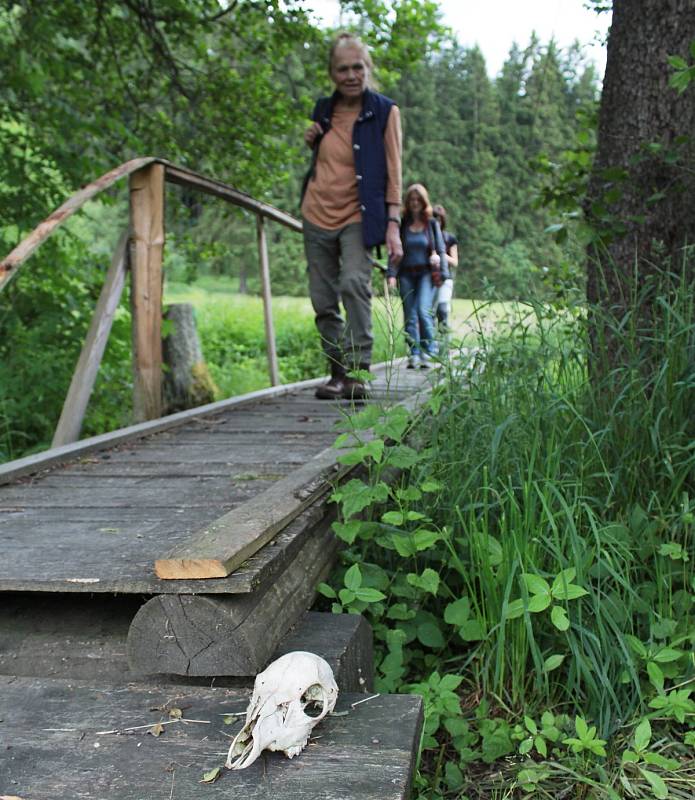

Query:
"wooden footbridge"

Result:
[[0, 160, 428, 799]]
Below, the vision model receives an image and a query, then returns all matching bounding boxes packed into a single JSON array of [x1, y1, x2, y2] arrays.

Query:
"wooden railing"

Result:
[[0, 157, 303, 447]]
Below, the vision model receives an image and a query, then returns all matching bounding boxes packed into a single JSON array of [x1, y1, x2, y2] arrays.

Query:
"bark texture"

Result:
[[586, 0, 695, 359]]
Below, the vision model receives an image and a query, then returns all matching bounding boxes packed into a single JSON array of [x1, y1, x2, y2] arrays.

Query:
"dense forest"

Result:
[[0, 0, 600, 458], [1, 3, 694, 798]]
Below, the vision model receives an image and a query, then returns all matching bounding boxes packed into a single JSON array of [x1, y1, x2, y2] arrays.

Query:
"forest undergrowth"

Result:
[[319, 272, 695, 799]]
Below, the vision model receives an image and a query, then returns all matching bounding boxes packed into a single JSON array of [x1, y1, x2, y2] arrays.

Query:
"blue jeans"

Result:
[[398, 270, 438, 355]]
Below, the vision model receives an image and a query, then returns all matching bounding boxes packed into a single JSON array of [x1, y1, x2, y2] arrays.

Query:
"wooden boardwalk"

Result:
[[0, 360, 430, 595], [0, 360, 431, 799]]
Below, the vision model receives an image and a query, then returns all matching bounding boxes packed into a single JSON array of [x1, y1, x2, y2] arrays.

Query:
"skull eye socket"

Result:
[[301, 684, 326, 717]]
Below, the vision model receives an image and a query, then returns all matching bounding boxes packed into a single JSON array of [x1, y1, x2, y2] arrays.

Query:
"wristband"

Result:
[[387, 216, 401, 225]]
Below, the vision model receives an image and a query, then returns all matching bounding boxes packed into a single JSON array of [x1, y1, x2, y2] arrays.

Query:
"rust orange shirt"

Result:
[[301, 104, 402, 230]]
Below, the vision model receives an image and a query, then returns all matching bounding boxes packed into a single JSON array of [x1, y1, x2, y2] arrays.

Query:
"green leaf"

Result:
[[444, 597, 471, 626], [521, 573, 551, 597], [407, 568, 440, 595], [381, 510, 405, 526], [344, 564, 362, 591], [316, 582, 337, 599], [652, 647, 683, 663], [459, 619, 485, 641], [416, 622, 445, 648], [354, 587, 386, 603], [527, 593, 551, 613], [420, 479, 443, 493], [639, 768, 668, 799], [575, 716, 589, 739], [338, 588, 356, 605], [444, 761, 463, 791], [412, 529, 440, 551], [634, 718, 651, 752], [621, 749, 640, 764], [543, 653, 565, 672], [385, 444, 423, 469], [534, 736, 547, 757], [550, 567, 576, 593], [552, 583, 589, 601], [524, 716, 538, 735], [200, 767, 221, 783], [626, 634, 648, 659], [374, 406, 410, 441], [550, 605, 570, 631], [505, 599, 526, 619], [647, 661, 664, 693], [387, 603, 414, 620], [391, 533, 418, 557], [642, 752, 680, 770], [331, 519, 363, 544], [332, 479, 389, 520], [668, 55, 688, 70]]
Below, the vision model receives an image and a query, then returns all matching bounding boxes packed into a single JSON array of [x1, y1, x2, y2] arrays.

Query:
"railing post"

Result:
[[129, 163, 165, 421], [256, 214, 280, 386]]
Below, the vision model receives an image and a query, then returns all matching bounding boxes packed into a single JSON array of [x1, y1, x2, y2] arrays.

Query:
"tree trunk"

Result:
[[162, 303, 217, 414], [586, 0, 695, 367]]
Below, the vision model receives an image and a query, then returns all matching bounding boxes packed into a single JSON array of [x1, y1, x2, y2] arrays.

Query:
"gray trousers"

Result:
[[303, 218, 373, 370]]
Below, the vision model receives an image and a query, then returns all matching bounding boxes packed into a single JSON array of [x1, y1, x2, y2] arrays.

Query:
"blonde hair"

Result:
[[329, 32, 375, 90], [403, 183, 433, 222]]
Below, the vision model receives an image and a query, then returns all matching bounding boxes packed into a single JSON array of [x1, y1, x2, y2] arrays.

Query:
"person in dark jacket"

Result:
[[301, 32, 403, 400], [432, 204, 459, 332], [386, 184, 449, 368]]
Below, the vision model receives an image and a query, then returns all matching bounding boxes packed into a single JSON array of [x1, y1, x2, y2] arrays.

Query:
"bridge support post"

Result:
[[129, 163, 165, 422], [256, 214, 280, 386]]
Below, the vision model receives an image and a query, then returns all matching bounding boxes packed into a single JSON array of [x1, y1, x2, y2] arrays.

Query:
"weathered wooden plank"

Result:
[[0, 589, 372, 690], [130, 163, 165, 422], [154, 443, 347, 579], [129, 514, 339, 675], [0, 502, 326, 595], [0, 360, 406, 485], [52, 231, 129, 447], [0, 676, 423, 800], [153, 384, 430, 581]]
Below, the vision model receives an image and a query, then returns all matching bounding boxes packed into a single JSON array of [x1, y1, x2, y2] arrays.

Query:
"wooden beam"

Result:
[[130, 514, 339, 675], [129, 164, 165, 422], [0, 157, 157, 292], [154, 444, 348, 579], [0, 157, 302, 294], [51, 232, 129, 447], [164, 164, 303, 232], [256, 214, 280, 386], [153, 382, 427, 581]]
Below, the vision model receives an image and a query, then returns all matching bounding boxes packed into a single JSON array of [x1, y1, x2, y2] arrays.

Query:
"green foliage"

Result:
[[321, 276, 695, 797]]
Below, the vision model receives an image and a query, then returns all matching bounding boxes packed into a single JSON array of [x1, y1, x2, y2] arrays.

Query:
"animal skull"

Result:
[[225, 651, 339, 770]]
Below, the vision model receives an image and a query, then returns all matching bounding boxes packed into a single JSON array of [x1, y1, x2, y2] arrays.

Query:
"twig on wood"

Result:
[[351, 694, 380, 708], [96, 718, 211, 735]]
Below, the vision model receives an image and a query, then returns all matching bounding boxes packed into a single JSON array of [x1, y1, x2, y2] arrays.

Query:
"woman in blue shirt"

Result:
[[387, 184, 449, 368]]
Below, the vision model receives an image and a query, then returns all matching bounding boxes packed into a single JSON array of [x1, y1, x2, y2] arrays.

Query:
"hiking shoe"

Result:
[[407, 353, 421, 369], [342, 377, 369, 401], [315, 375, 345, 400]]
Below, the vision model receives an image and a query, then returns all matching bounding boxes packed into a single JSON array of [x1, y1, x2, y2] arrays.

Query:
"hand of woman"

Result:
[[387, 276, 398, 290], [304, 121, 324, 148], [386, 224, 403, 265], [429, 253, 440, 268]]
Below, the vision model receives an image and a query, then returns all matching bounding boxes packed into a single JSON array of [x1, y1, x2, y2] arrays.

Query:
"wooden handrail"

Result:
[[1, 158, 305, 445], [0, 157, 303, 291]]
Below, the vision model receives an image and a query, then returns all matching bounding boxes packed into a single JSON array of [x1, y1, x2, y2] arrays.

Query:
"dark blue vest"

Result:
[[302, 88, 396, 249]]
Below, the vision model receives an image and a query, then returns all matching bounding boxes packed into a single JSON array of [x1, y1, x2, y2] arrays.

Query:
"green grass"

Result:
[[320, 275, 695, 799]]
